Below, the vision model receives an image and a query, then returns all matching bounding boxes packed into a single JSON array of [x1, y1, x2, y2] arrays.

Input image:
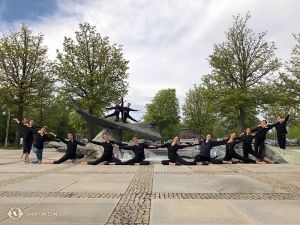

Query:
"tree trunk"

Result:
[[39, 107, 43, 126], [14, 105, 23, 149], [88, 108, 94, 139], [239, 108, 245, 135]]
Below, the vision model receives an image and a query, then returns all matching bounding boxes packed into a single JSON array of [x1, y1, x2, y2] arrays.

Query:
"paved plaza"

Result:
[[0, 148, 300, 225]]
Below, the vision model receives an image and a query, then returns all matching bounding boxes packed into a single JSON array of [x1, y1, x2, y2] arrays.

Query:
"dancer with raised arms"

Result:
[[103, 95, 124, 122], [13, 117, 32, 164], [160, 136, 203, 166], [81, 133, 126, 165], [108, 137, 155, 165], [31, 127, 60, 164], [251, 120, 280, 157], [194, 133, 228, 164], [276, 107, 293, 150], [122, 103, 140, 123], [45, 133, 92, 164], [241, 128, 278, 164]]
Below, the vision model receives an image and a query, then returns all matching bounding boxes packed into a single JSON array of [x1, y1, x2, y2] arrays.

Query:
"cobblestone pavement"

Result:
[[0, 150, 300, 224]]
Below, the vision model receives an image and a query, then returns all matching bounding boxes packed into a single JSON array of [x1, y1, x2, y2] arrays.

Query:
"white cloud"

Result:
[[1, 0, 300, 121]]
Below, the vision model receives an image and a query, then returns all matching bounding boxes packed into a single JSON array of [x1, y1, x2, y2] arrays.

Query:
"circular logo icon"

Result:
[[7, 207, 24, 220]]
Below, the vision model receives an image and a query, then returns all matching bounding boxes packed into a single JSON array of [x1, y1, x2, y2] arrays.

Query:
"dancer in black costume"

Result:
[[81, 133, 126, 165], [251, 120, 280, 157], [103, 95, 124, 122], [194, 133, 228, 164], [276, 107, 293, 149], [12, 117, 32, 164], [160, 136, 202, 166], [241, 128, 278, 164], [108, 137, 155, 165], [122, 103, 140, 123], [45, 133, 92, 164], [222, 132, 266, 164], [31, 127, 60, 164]]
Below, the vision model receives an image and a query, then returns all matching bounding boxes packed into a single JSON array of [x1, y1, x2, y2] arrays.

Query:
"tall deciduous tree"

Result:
[[142, 89, 180, 141], [54, 23, 129, 139], [204, 12, 281, 134], [0, 24, 54, 148], [182, 84, 215, 136]]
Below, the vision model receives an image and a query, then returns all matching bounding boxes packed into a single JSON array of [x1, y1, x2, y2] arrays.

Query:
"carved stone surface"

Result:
[[69, 94, 162, 140]]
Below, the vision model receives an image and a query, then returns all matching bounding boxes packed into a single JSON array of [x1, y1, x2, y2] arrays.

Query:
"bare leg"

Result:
[[256, 160, 266, 164], [81, 162, 88, 165]]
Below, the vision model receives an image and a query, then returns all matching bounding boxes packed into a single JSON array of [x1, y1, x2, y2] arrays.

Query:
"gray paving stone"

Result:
[[60, 181, 131, 193], [150, 199, 256, 225], [189, 165, 233, 172], [0, 164, 65, 172], [201, 175, 287, 193], [0, 180, 77, 192], [0, 174, 28, 182], [235, 164, 300, 173], [152, 174, 218, 193], [59, 164, 139, 173], [29, 174, 89, 181], [0, 198, 42, 221], [232, 200, 300, 224], [153, 164, 194, 173], [78, 174, 135, 182], [0, 198, 119, 225]]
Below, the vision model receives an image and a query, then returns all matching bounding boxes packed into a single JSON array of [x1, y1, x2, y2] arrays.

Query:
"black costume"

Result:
[[194, 139, 227, 164], [160, 143, 197, 165], [115, 143, 153, 165], [104, 97, 123, 122], [53, 137, 86, 164], [242, 134, 265, 161], [18, 123, 33, 154], [251, 122, 279, 156], [276, 115, 289, 149], [123, 106, 139, 123], [86, 140, 125, 165], [223, 136, 257, 163]]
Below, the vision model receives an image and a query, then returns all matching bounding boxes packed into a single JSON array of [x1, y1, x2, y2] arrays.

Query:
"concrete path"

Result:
[[0, 148, 299, 225]]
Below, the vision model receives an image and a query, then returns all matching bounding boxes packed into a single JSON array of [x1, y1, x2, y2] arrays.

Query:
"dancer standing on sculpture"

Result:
[[193, 133, 228, 164], [276, 107, 293, 150], [122, 103, 140, 123], [12, 117, 33, 163], [108, 137, 155, 165], [251, 120, 280, 157], [31, 127, 59, 164], [81, 133, 125, 165], [103, 95, 124, 122], [160, 136, 203, 166], [241, 128, 278, 163], [45, 133, 91, 164]]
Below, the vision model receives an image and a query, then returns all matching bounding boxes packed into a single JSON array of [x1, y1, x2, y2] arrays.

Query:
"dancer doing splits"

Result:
[[45, 133, 91, 164], [122, 103, 140, 123], [109, 137, 155, 165], [81, 133, 125, 165], [251, 120, 280, 157], [194, 133, 228, 164], [160, 136, 202, 166], [104, 95, 124, 122], [13, 118, 33, 164], [222, 132, 265, 164], [276, 107, 293, 150], [31, 127, 59, 164], [241, 128, 278, 164]]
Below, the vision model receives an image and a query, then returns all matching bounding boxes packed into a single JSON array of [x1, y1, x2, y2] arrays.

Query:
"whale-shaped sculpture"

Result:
[[69, 94, 162, 140]]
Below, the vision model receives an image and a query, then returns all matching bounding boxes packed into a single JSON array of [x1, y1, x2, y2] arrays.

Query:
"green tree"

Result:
[[142, 89, 180, 141], [54, 22, 129, 139], [182, 84, 216, 136], [0, 24, 54, 148], [204, 12, 281, 134]]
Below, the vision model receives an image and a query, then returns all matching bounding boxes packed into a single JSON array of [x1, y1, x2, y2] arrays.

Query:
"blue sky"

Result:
[[0, 0, 300, 121], [0, 0, 57, 22]]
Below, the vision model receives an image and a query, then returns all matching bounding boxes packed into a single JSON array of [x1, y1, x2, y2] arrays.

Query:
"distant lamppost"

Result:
[[3, 110, 10, 146]]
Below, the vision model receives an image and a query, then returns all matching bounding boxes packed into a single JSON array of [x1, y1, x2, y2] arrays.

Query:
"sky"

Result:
[[0, 0, 299, 121]]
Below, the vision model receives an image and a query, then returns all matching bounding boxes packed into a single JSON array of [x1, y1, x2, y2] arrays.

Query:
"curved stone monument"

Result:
[[69, 94, 162, 141]]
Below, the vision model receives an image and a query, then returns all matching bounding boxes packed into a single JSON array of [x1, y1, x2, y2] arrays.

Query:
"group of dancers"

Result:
[[103, 94, 141, 123], [10, 100, 293, 166]]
